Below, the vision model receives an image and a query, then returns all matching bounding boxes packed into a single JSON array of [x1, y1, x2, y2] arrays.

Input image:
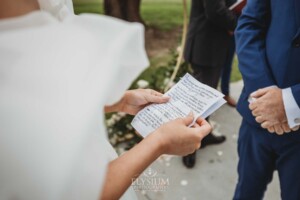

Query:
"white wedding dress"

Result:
[[0, 1, 148, 199]]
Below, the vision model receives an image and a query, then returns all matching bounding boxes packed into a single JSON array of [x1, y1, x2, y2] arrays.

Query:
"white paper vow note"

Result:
[[131, 73, 226, 137]]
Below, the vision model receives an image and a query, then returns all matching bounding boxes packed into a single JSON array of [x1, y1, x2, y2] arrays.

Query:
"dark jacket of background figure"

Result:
[[184, 0, 237, 68]]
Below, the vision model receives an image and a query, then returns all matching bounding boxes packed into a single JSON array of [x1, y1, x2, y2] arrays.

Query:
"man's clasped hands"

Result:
[[249, 86, 299, 135]]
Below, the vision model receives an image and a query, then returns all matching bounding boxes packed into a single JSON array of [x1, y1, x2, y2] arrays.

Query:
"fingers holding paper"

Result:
[[154, 114, 212, 156], [125, 89, 170, 114], [105, 89, 170, 115]]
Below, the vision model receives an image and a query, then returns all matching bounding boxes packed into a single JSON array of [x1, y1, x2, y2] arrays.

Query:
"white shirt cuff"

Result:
[[282, 87, 300, 128]]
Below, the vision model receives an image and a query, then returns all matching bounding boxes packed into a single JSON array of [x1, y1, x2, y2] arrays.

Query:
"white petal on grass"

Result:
[[217, 151, 223, 156], [176, 46, 182, 53], [125, 133, 134, 140], [137, 80, 149, 89], [180, 180, 188, 186], [118, 112, 127, 117], [106, 118, 115, 126], [163, 78, 170, 85]]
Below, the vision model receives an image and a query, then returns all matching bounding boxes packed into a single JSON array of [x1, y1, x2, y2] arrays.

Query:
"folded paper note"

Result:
[[131, 73, 226, 137]]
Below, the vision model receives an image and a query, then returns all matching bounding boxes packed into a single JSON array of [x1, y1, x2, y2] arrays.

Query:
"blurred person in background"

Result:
[[183, 0, 237, 168], [220, 31, 237, 107]]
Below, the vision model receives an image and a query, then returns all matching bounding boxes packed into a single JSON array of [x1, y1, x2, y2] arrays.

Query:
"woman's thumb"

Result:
[[183, 112, 194, 126]]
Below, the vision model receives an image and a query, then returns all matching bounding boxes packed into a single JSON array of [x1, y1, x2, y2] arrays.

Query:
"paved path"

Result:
[[135, 81, 280, 200]]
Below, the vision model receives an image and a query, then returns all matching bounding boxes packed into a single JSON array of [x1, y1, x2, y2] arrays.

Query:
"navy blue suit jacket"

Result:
[[235, 0, 300, 126]]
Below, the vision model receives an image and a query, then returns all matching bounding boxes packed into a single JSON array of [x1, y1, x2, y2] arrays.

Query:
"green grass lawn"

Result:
[[231, 56, 242, 82], [73, 0, 102, 14], [141, 0, 189, 30], [73, 0, 242, 82], [73, 0, 187, 30]]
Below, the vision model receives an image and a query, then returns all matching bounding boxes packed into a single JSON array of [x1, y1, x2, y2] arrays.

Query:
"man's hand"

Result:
[[267, 123, 300, 135], [248, 86, 300, 135], [105, 89, 170, 115], [249, 87, 287, 128], [267, 123, 291, 135]]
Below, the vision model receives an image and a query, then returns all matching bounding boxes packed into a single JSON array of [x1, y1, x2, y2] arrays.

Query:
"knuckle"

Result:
[[208, 125, 213, 133], [198, 134, 204, 141], [268, 129, 274, 133], [190, 148, 196, 154]]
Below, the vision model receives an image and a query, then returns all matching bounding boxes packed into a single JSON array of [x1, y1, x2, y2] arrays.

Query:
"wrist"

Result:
[[145, 130, 166, 157], [104, 100, 122, 113], [118, 91, 128, 113], [104, 91, 130, 113]]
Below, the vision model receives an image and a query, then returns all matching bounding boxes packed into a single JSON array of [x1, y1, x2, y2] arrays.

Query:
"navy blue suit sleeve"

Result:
[[235, 0, 276, 95]]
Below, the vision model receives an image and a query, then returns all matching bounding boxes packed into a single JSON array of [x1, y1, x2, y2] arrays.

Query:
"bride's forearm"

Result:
[[104, 95, 125, 113], [0, 0, 39, 19], [104, 102, 121, 113], [100, 132, 163, 200]]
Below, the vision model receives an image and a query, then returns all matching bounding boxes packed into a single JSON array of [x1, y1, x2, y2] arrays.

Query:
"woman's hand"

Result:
[[105, 89, 170, 115], [151, 113, 212, 156], [101, 113, 211, 200]]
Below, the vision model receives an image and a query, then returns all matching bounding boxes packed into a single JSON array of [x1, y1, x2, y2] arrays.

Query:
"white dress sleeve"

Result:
[[72, 14, 149, 105], [0, 11, 147, 200], [38, 0, 74, 20], [64, 0, 74, 13]]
